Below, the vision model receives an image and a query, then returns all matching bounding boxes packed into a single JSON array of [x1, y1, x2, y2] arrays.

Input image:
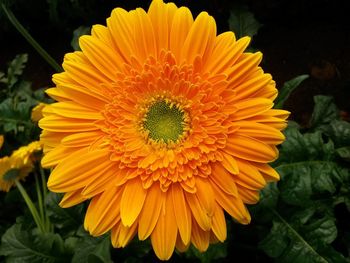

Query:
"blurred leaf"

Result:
[[45, 192, 84, 237], [274, 75, 309, 109], [258, 221, 289, 258], [0, 223, 71, 262], [325, 120, 350, 147], [278, 165, 312, 206], [310, 96, 339, 130], [336, 146, 350, 160], [228, 6, 261, 39], [5, 54, 28, 89], [259, 182, 279, 209], [71, 233, 112, 263], [259, 211, 336, 263], [71, 26, 91, 51]]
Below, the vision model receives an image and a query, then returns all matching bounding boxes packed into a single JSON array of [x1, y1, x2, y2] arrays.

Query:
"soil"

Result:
[[1, 0, 349, 127]]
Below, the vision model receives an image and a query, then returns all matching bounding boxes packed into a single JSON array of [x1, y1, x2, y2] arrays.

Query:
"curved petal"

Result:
[[84, 186, 122, 235], [150, 191, 178, 260], [170, 7, 193, 61], [225, 135, 278, 163], [172, 183, 191, 245], [138, 183, 164, 240], [47, 148, 111, 192], [120, 178, 147, 227], [180, 12, 216, 65]]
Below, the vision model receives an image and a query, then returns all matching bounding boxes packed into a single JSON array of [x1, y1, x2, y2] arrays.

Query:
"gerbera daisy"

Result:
[[39, 0, 289, 260]]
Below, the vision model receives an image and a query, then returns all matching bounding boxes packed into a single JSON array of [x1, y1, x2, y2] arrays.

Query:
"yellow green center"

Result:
[[144, 100, 185, 143]]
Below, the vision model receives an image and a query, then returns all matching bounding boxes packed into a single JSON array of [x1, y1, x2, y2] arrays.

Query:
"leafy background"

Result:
[[0, 0, 349, 262]]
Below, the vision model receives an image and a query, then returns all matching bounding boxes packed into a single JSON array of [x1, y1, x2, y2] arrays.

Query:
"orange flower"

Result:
[[39, 0, 289, 260]]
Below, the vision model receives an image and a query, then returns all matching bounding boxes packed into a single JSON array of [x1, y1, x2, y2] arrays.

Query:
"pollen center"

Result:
[[144, 100, 185, 143]]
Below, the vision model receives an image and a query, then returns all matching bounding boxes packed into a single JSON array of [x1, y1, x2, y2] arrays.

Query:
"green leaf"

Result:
[[45, 192, 84, 237], [259, 182, 279, 209], [336, 146, 350, 160], [71, 233, 112, 263], [325, 120, 350, 147], [274, 75, 309, 109], [259, 212, 330, 263], [0, 223, 71, 262], [259, 221, 289, 258], [6, 54, 28, 88], [71, 26, 91, 51], [302, 216, 337, 246], [278, 165, 312, 206], [228, 6, 261, 39], [310, 96, 339, 130]]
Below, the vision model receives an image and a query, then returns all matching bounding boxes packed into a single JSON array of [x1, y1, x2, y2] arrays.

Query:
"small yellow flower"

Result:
[[0, 141, 42, 192], [31, 103, 48, 122]]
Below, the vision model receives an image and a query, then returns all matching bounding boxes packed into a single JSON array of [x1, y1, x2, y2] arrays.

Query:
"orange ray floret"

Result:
[[39, 0, 290, 260]]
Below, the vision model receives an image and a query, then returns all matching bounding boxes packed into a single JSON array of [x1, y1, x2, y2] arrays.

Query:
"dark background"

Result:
[[1, 0, 350, 124]]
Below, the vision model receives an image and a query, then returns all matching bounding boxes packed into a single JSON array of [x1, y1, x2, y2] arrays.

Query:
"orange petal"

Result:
[[185, 191, 211, 231], [181, 12, 216, 65], [47, 148, 111, 192], [172, 183, 191, 245], [231, 73, 272, 101], [170, 7, 193, 61], [225, 135, 278, 163], [41, 145, 78, 167], [254, 163, 280, 182], [210, 162, 238, 196], [211, 182, 251, 224], [148, 0, 177, 53], [237, 185, 260, 204], [151, 191, 178, 260], [59, 188, 87, 208], [133, 8, 156, 62], [111, 221, 138, 248], [39, 116, 99, 133], [120, 178, 147, 227], [138, 183, 164, 240], [234, 159, 266, 190], [206, 35, 250, 75], [191, 219, 210, 252], [234, 121, 285, 145], [211, 203, 227, 242], [227, 52, 263, 84], [231, 98, 273, 121], [61, 131, 104, 147], [108, 8, 135, 63], [84, 186, 122, 236], [79, 35, 123, 80], [221, 153, 239, 174]]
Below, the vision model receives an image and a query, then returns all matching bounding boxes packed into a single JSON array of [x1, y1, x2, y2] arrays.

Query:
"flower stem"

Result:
[[1, 4, 63, 73], [34, 173, 44, 222], [39, 166, 52, 232], [15, 180, 45, 233]]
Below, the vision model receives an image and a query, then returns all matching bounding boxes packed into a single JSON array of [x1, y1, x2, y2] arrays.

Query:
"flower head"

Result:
[[39, 0, 289, 260], [0, 141, 42, 192]]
